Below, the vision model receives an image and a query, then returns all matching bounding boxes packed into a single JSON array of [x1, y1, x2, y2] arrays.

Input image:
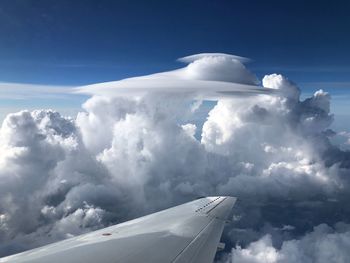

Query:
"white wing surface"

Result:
[[0, 196, 236, 263]]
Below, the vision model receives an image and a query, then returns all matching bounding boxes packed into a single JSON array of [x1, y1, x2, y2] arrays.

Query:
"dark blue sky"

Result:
[[0, 0, 349, 85], [0, 0, 349, 126]]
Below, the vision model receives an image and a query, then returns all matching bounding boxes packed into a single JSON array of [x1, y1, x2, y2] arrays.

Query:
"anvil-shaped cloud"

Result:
[[0, 53, 349, 262], [76, 53, 275, 99]]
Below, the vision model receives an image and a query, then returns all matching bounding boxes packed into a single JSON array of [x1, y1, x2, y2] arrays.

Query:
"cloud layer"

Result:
[[75, 53, 272, 99], [0, 54, 349, 261]]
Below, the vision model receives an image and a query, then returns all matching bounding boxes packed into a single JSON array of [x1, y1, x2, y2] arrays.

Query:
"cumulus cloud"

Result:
[[0, 53, 349, 261], [337, 131, 350, 147], [225, 223, 350, 263]]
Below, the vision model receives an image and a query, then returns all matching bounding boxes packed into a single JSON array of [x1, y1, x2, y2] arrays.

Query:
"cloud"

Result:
[[262, 74, 300, 100], [75, 53, 273, 100], [0, 53, 349, 261], [225, 223, 350, 263], [339, 131, 350, 145], [0, 82, 74, 100]]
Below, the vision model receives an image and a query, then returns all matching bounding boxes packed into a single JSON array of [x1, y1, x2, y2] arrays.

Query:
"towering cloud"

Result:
[[0, 54, 349, 261]]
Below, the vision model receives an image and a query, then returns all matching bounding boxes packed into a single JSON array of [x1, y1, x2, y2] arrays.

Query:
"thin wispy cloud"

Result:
[[301, 81, 350, 89], [258, 65, 350, 73], [0, 82, 74, 100]]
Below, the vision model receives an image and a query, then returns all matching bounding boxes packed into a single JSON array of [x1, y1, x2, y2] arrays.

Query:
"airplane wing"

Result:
[[0, 196, 236, 263]]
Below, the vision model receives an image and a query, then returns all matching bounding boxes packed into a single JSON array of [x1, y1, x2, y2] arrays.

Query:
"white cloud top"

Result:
[[76, 53, 269, 99]]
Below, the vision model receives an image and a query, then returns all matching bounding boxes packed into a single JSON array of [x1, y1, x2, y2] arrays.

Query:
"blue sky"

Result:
[[0, 0, 349, 129]]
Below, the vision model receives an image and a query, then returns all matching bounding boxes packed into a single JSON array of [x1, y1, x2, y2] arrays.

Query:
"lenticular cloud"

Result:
[[0, 53, 349, 261], [75, 53, 268, 98]]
